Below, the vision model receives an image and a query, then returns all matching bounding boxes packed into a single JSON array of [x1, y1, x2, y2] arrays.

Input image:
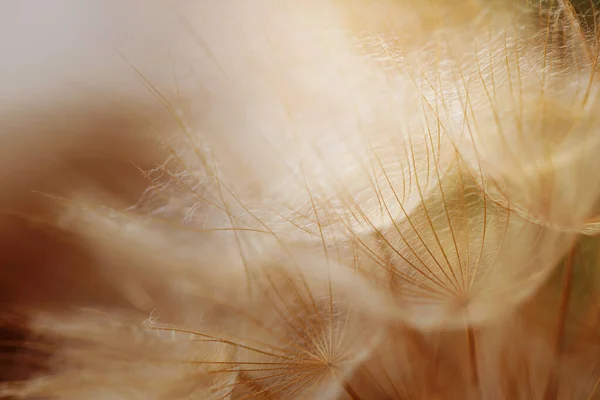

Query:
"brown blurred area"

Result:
[[0, 99, 168, 392], [0, 2, 202, 393]]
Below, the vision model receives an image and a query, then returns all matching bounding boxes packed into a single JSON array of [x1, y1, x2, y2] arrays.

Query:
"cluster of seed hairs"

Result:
[[2, 0, 600, 399]]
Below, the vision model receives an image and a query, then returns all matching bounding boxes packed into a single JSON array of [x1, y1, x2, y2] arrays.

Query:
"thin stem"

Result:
[[467, 325, 480, 390], [543, 245, 577, 400]]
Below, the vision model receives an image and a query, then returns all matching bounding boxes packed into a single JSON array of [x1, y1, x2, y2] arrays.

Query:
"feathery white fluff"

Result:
[[2, 1, 600, 399]]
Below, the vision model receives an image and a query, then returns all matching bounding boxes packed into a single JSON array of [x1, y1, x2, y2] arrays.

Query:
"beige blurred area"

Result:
[[0, 0, 191, 102]]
